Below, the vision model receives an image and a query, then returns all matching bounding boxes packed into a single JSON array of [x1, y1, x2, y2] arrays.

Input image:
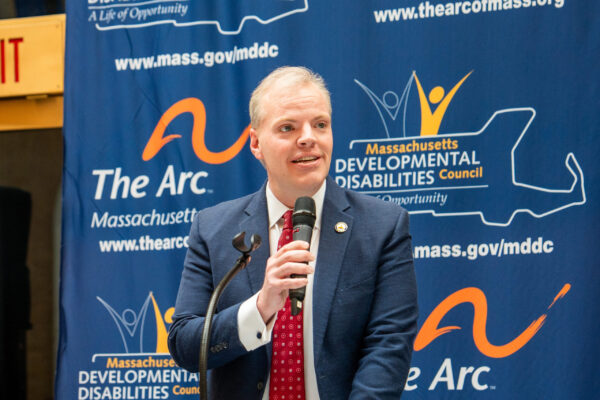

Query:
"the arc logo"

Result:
[[142, 97, 249, 164], [336, 71, 587, 226], [414, 283, 571, 358]]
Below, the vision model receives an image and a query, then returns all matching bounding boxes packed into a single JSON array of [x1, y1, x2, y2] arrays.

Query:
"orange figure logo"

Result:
[[142, 97, 250, 164], [414, 284, 571, 358]]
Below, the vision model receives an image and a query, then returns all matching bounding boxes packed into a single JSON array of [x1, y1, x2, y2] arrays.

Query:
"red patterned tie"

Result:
[[269, 209, 305, 400]]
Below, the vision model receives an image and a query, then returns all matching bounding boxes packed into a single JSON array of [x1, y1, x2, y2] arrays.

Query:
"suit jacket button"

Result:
[[257, 381, 264, 391]]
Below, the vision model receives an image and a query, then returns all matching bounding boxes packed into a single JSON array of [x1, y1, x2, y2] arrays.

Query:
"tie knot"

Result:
[[282, 209, 293, 230]]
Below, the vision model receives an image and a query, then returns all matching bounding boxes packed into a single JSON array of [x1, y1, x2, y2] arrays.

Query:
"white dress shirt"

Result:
[[237, 181, 326, 400]]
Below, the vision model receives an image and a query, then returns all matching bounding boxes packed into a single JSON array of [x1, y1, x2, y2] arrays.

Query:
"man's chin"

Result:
[[292, 177, 326, 196], [268, 171, 327, 202]]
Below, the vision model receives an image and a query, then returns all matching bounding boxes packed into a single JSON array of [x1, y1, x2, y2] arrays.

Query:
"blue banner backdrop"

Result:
[[58, 1, 600, 399]]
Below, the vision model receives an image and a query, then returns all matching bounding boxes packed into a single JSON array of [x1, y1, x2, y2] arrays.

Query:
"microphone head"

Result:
[[293, 196, 316, 228]]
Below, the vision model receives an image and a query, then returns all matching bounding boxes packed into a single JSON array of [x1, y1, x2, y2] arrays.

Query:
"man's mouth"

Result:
[[292, 156, 319, 163]]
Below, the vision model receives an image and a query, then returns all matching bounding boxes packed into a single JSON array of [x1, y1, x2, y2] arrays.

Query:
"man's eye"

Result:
[[279, 125, 293, 132], [316, 121, 328, 129]]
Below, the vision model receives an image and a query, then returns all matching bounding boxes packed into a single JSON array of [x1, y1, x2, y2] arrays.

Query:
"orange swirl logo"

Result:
[[414, 284, 571, 358], [142, 97, 250, 164]]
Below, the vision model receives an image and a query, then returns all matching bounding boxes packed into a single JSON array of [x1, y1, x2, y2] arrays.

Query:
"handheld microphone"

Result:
[[289, 196, 316, 316]]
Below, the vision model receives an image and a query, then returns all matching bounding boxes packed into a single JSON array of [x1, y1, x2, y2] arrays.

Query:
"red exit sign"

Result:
[[0, 15, 64, 98], [1, 37, 23, 83]]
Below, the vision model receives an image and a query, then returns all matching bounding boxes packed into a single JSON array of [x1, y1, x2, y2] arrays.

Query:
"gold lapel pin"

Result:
[[334, 222, 348, 233]]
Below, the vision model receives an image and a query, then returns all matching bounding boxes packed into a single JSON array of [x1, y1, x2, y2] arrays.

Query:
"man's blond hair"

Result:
[[249, 66, 331, 129]]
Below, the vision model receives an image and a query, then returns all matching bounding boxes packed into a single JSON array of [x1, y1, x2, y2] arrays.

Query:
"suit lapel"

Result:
[[238, 184, 270, 296], [237, 184, 273, 371], [312, 177, 353, 366]]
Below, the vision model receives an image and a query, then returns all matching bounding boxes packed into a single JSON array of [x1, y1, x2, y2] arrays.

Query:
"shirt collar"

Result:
[[266, 180, 326, 231]]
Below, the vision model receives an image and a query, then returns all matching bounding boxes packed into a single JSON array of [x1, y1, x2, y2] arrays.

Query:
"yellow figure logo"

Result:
[[414, 71, 472, 136], [150, 292, 175, 353]]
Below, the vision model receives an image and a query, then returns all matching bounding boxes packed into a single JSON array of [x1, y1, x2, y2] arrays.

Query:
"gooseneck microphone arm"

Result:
[[289, 196, 316, 316], [198, 232, 261, 400]]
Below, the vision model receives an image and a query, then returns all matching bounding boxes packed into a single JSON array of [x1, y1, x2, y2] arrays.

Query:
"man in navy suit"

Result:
[[168, 66, 418, 399]]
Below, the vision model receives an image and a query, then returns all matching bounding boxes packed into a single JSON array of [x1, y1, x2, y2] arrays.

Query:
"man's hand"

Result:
[[256, 241, 315, 323]]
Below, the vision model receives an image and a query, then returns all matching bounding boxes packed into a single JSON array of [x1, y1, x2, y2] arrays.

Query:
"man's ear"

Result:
[[249, 128, 263, 160]]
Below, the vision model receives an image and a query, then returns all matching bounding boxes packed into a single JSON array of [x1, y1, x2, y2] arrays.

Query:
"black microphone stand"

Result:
[[198, 232, 261, 400]]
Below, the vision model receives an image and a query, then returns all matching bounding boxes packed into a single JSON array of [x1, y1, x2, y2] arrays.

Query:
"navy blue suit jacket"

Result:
[[168, 177, 418, 399]]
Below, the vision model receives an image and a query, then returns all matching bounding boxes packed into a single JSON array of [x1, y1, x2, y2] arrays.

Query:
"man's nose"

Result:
[[297, 123, 316, 146]]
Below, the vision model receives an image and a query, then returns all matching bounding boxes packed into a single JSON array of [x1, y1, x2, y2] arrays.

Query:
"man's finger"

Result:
[[278, 278, 310, 289], [272, 262, 314, 278], [275, 240, 309, 255], [274, 249, 315, 265]]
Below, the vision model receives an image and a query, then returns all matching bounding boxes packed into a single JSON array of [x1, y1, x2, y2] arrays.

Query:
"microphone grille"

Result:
[[293, 196, 316, 227]]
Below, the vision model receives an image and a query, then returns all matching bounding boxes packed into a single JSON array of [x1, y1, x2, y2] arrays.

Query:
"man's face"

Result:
[[250, 82, 333, 206]]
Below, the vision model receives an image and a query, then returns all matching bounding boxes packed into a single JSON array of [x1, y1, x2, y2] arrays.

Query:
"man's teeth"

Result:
[[294, 157, 317, 163]]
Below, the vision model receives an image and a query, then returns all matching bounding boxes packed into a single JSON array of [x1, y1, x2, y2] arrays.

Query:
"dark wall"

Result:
[[0, 129, 62, 400], [0, 0, 64, 19]]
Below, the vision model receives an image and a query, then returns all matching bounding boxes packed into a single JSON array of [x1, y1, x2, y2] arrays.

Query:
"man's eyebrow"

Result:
[[271, 114, 331, 126], [273, 118, 297, 125]]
